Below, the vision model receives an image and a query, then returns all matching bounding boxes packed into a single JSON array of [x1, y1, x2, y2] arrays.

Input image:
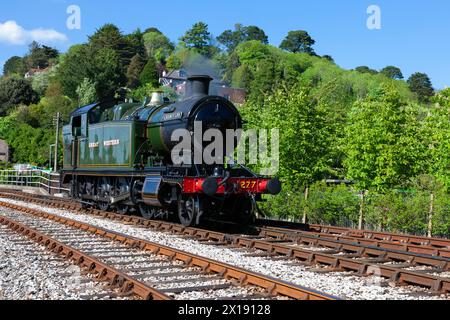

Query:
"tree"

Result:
[[139, 57, 159, 87], [126, 54, 145, 88], [89, 24, 135, 71], [380, 66, 403, 80], [143, 31, 174, 62], [355, 66, 378, 75], [180, 22, 214, 56], [25, 41, 59, 69], [126, 28, 146, 58], [0, 78, 38, 115], [242, 85, 332, 188], [76, 78, 98, 106], [245, 26, 269, 44], [92, 48, 124, 100], [322, 55, 334, 63], [343, 86, 426, 191], [3, 56, 26, 76], [144, 27, 162, 34], [217, 24, 268, 52], [408, 72, 434, 103], [57, 42, 127, 101], [280, 30, 316, 54], [166, 54, 182, 70], [422, 88, 450, 189]]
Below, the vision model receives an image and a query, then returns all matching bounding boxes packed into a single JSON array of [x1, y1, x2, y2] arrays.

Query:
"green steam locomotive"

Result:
[[61, 76, 281, 226]]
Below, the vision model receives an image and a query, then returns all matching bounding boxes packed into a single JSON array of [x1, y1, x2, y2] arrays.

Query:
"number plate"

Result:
[[239, 180, 257, 190]]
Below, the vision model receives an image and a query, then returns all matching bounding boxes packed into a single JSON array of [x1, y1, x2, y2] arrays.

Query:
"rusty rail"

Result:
[[0, 214, 171, 300], [0, 201, 337, 301], [1, 190, 449, 294]]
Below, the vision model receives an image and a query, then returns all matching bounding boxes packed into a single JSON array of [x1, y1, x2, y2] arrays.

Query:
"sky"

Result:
[[0, 0, 449, 89]]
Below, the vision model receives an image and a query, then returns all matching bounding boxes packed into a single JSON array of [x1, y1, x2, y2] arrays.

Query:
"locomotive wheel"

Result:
[[139, 205, 155, 220], [98, 202, 110, 211], [116, 204, 130, 215], [178, 196, 200, 227]]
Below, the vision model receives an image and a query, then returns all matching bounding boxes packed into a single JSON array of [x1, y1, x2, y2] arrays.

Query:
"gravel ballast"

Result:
[[0, 224, 130, 300], [0, 198, 448, 300]]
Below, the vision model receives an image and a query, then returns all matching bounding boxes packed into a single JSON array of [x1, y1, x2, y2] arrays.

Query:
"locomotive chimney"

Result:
[[185, 75, 213, 99]]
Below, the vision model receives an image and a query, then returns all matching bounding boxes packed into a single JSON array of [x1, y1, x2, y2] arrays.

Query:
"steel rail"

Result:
[[256, 219, 450, 249], [0, 214, 171, 300], [0, 201, 338, 301], [1, 194, 449, 295]]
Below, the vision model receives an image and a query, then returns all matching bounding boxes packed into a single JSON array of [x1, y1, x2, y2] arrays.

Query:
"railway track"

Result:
[[0, 190, 449, 298], [0, 200, 337, 301]]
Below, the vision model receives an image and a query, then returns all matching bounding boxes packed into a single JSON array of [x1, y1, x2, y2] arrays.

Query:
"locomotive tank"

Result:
[[146, 76, 243, 162]]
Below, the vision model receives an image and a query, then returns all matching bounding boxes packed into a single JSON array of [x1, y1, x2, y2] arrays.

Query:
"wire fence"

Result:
[[0, 169, 70, 194]]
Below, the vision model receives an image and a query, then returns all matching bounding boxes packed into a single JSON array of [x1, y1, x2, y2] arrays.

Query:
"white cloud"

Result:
[[0, 20, 67, 45]]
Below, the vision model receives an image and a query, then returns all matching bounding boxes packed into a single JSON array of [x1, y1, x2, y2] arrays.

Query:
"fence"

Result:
[[0, 169, 70, 194]]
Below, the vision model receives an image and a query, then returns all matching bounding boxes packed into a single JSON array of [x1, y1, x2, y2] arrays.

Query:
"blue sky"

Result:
[[0, 0, 449, 88]]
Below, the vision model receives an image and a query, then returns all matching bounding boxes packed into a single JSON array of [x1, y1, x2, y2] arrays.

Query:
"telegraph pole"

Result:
[[53, 113, 61, 172]]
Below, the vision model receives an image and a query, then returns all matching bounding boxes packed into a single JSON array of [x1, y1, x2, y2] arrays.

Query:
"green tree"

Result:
[[25, 41, 59, 69], [242, 85, 332, 188], [380, 66, 403, 80], [126, 54, 145, 88], [139, 57, 159, 87], [407, 72, 434, 103], [355, 66, 378, 75], [218, 24, 269, 52], [143, 31, 174, 62], [92, 48, 124, 99], [89, 23, 135, 71], [3, 56, 26, 76], [343, 86, 426, 191], [166, 54, 182, 70], [76, 78, 98, 106], [0, 78, 38, 116], [280, 30, 316, 54], [180, 22, 215, 56]]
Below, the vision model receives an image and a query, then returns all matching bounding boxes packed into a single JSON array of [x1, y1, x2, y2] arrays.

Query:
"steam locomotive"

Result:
[[61, 75, 281, 226]]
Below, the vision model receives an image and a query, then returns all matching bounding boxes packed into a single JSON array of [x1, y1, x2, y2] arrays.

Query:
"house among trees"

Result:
[[24, 67, 49, 79], [160, 69, 246, 104]]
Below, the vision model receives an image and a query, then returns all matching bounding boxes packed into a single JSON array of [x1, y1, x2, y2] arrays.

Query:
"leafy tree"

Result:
[[217, 24, 268, 52], [139, 57, 159, 87], [322, 55, 334, 63], [57, 43, 126, 101], [92, 48, 124, 100], [407, 72, 434, 103], [0, 78, 38, 115], [422, 88, 450, 189], [242, 85, 332, 188], [126, 28, 146, 58], [343, 86, 426, 191], [180, 22, 215, 57], [166, 54, 182, 70], [144, 27, 162, 34], [76, 78, 98, 106], [143, 31, 174, 62], [280, 30, 316, 54], [126, 54, 145, 88], [380, 66, 403, 80], [355, 66, 378, 75], [245, 26, 269, 44], [25, 41, 59, 69], [3, 56, 26, 76], [57, 44, 91, 98], [89, 24, 135, 71]]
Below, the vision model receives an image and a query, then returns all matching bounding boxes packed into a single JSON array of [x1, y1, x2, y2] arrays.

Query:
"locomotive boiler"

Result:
[[61, 75, 281, 226]]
